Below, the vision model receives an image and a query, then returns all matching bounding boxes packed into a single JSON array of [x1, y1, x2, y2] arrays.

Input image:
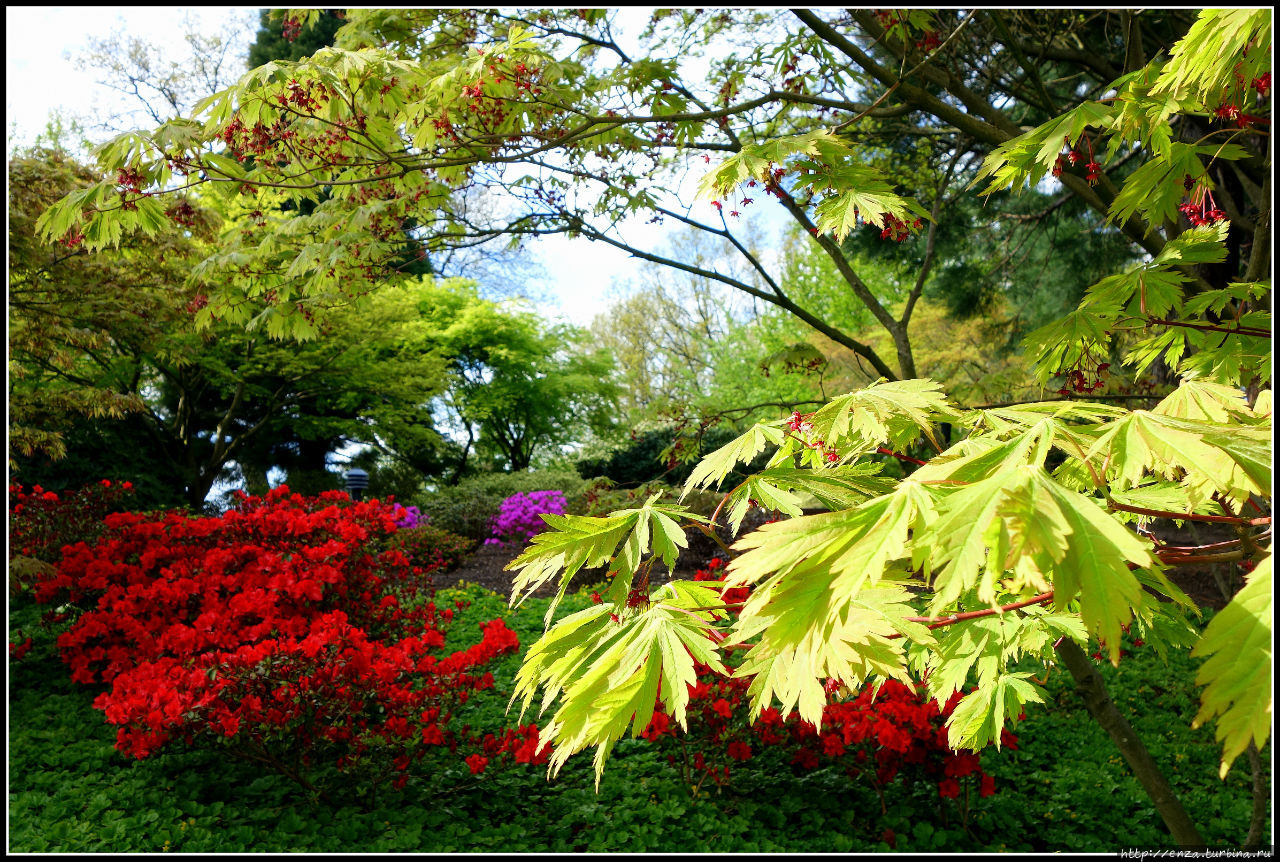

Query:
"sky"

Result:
[[5, 5, 784, 328], [5, 6, 791, 497]]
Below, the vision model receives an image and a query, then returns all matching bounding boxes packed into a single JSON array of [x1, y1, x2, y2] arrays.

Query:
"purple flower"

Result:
[[392, 504, 424, 530], [487, 491, 567, 545]]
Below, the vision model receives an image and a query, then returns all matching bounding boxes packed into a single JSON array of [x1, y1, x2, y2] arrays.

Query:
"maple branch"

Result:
[[965, 393, 1171, 410], [1108, 501, 1272, 527], [903, 591, 1056, 630], [1147, 532, 1270, 554], [692, 522, 735, 558], [680, 602, 746, 614], [712, 399, 826, 420], [876, 447, 928, 467], [1147, 318, 1270, 338], [1156, 550, 1250, 566]]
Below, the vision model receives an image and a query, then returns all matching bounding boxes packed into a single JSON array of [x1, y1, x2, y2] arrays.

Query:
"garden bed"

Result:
[[8, 583, 1268, 852]]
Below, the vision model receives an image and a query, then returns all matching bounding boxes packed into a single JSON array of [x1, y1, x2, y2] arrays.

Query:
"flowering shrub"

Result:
[[391, 503, 425, 529], [384, 524, 475, 577], [31, 486, 546, 801], [9, 480, 138, 564], [636, 560, 1013, 809], [485, 490, 567, 546]]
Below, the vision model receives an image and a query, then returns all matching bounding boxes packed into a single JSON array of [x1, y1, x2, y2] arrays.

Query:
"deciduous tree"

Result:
[[31, 8, 1272, 848]]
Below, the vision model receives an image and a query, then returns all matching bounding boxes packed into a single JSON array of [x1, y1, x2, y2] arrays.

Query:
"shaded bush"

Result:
[[576, 425, 770, 488], [9, 480, 145, 566], [413, 470, 587, 541]]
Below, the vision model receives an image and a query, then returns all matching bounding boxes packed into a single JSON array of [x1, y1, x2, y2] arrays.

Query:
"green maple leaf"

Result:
[[1088, 411, 1271, 509], [720, 463, 891, 534], [925, 617, 1007, 703], [731, 572, 920, 726], [1191, 555, 1272, 778], [808, 378, 953, 455], [914, 424, 1051, 485], [506, 496, 705, 626], [923, 466, 1154, 661], [945, 673, 1044, 751], [723, 484, 936, 725], [506, 512, 637, 624], [682, 421, 786, 496], [1151, 380, 1255, 423], [509, 582, 728, 788]]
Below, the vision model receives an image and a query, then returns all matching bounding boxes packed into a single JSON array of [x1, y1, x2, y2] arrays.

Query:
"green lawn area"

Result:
[[8, 582, 1268, 853]]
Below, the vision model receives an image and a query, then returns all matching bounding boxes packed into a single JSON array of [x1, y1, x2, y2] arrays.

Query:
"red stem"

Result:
[[877, 446, 928, 466], [1151, 536, 1256, 553], [1109, 501, 1271, 526], [903, 591, 1055, 630]]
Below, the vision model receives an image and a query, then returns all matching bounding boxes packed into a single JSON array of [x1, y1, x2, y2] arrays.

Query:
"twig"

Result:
[[902, 591, 1056, 630], [1110, 501, 1271, 527]]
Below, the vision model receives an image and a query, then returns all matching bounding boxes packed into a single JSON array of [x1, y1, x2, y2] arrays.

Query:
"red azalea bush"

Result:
[[637, 558, 1013, 808], [30, 486, 547, 802], [9, 480, 138, 565]]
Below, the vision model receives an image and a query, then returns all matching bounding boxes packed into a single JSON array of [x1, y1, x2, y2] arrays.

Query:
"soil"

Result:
[[427, 523, 1243, 612]]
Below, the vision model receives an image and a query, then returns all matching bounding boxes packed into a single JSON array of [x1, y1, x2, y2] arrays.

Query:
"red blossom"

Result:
[[9, 637, 33, 661], [791, 748, 820, 770], [24, 487, 536, 799], [634, 604, 1013, 802]]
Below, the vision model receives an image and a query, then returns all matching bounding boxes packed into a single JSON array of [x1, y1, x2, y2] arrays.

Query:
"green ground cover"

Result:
[[8, 583, 1267, 853]]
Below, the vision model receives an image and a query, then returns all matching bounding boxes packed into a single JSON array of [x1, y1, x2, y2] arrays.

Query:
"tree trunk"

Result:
[[1244, 741, 1267, 848], [890, 322, 917, 381], [185, 468, 220, 511], [1054, 639, 1206, 848]]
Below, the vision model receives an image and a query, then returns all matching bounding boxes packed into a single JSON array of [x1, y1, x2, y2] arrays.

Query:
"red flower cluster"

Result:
[[1090, 623, 1149, 662], [1053, 135, 1103, 184], [1055, 363, 1110, 396], [9, 636, 34, 661], [878, 214, 922, 242], [1177, 188, 1228, 227], [645, 563, 1013, 803], [9, 480, 136, 566], [29, 486, 531, 800], [476, 722, 552, 769]]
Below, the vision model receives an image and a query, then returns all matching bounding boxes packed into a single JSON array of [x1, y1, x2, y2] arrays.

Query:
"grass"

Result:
[[8, 583, 1270, 853]]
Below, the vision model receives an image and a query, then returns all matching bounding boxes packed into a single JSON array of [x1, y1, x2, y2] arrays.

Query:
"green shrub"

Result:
[[383, 524, 475, 576], [413, 470, 588, 541], [575, 425, 770, 488]]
